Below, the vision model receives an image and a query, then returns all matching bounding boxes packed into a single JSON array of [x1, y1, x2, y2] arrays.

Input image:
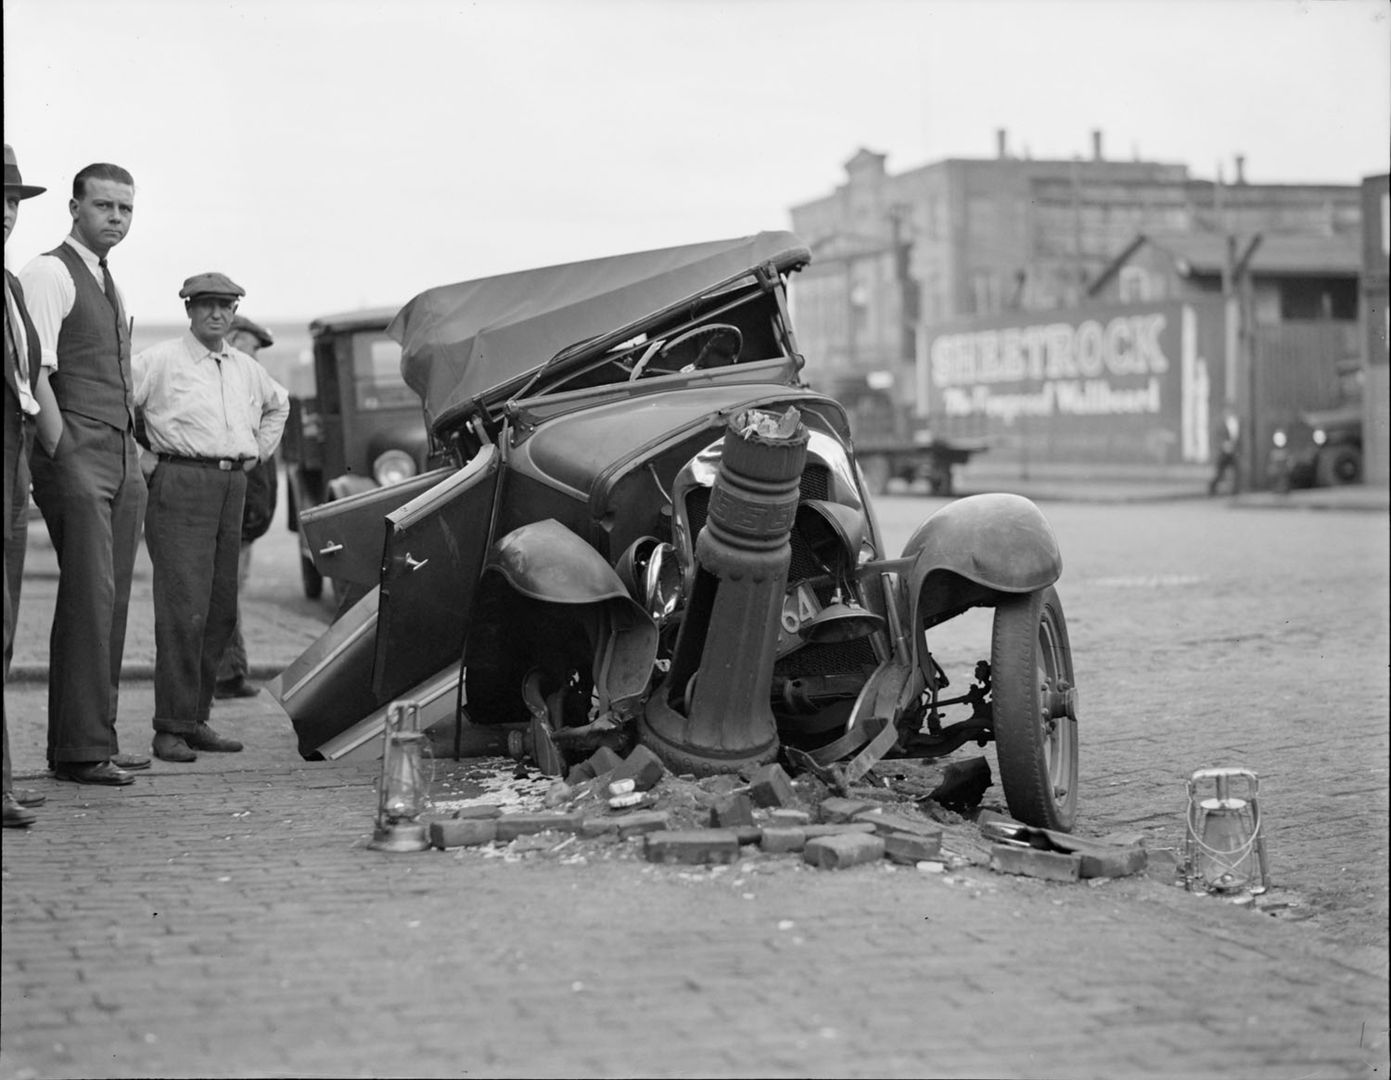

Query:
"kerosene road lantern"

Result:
[[369, 700, 430, 853]]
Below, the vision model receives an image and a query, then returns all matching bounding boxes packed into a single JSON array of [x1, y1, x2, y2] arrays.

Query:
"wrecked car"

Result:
[[272, 232, 1079, 831]]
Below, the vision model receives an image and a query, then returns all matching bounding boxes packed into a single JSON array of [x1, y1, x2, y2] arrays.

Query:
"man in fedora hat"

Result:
[[132, 274, 288, 763], [213, 313, 278, 701], [19, 159, 149, 786], [4, 145, 61, 825]]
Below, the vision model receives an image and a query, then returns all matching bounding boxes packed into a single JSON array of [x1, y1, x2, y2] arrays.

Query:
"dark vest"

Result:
[[46, 242, 134, 432]]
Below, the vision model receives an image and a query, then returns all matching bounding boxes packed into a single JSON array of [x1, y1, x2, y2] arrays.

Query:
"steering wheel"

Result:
[[629, 323, 743, 381]]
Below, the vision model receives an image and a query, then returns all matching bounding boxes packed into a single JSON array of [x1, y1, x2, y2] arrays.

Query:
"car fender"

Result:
[[485, 519, 658, 705], [901, 493, 1062, 627]]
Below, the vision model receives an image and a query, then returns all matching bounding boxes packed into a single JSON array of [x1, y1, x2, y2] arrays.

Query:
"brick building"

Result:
[[788, 132, 1363, 382]]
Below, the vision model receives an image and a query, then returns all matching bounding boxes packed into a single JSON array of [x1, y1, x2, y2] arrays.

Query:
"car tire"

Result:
[[1316, 445, 1362, 487], [990, 585, 1078, 832]]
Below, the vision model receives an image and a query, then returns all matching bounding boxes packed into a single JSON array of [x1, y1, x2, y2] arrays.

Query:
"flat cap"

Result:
[[179, 271, 245, 300], [230, 314, 274, 348]]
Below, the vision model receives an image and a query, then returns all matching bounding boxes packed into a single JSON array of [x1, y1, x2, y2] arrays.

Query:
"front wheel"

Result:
[[991, 586, 1078, 831]]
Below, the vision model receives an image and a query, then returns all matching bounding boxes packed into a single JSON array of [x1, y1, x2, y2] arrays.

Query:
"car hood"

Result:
[[388, 231, 810, 433]]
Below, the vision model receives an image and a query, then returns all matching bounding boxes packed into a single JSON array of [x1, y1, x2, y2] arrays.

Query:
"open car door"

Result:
[[298, 467, 456, 587], [372, 445, 501, 698]]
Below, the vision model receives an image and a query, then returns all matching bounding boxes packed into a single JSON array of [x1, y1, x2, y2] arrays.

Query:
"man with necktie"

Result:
[[4, 145, 62, 825], [133, 274, 289, 763], [19, 162, 150, 786]]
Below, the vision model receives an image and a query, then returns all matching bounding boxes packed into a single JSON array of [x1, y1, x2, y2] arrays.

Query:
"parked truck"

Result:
[[828, 371, 987, 495]]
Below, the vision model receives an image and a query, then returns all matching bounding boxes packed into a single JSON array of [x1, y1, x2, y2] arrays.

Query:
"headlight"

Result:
[[373, 448, 418, 486], [1312, 429, 1327, 446], [1272, 430, 1287, 448]]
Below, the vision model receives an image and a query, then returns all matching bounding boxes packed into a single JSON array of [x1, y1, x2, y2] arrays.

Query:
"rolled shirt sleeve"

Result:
[[253, 366, 290, 461], [16, 253, 76, 370]]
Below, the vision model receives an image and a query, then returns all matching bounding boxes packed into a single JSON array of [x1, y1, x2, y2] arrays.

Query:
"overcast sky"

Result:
[[4, 0, 1388, 322]]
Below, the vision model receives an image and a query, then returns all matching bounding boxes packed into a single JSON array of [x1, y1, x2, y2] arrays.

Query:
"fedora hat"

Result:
[[3, 145, 46, 199]]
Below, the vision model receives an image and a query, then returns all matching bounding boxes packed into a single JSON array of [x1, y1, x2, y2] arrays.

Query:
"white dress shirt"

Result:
[[132, 331, 290, 462]]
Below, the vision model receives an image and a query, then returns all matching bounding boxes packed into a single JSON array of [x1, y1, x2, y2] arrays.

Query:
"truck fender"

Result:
[[901, 492, 1062, 627], [485, 519, 658, 705]]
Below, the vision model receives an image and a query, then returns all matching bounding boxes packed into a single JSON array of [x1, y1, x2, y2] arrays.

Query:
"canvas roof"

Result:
[[389, 231, 810, 430]]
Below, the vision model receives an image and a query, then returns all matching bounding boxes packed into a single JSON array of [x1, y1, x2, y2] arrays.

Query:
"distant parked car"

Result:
[[1267, 404, 1363, 491], [279, 307, 435, 601]]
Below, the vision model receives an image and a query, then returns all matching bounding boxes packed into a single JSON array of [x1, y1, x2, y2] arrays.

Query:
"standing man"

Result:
[[214, 313, 278, 700], [1209, 402, 1242, 496], [4, 145, 59, 825], [134, 274, 288, 763], [19, 162, 149, 786]]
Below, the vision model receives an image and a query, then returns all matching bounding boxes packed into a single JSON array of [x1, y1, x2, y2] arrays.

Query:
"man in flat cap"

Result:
[[4, 145, 60, 824], [213, 313, 278, 700], [132, 273, 289, 763], [19, 160, 148, 786]]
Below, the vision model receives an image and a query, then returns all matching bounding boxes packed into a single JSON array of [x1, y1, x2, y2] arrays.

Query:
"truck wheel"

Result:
[[1316, 445, 1362, 486], [300, 554, 323, 600], [990, 586, 1078, 831], [860, 456, 891, 496]]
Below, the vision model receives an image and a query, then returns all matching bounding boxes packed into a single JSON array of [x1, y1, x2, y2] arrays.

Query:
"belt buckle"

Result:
[[218, 459, 234, 471]]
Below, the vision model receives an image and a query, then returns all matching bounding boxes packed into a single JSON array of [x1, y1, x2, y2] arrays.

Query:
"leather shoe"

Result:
[[13, 788, 46, 808], [153, 733, 197, 763], [214, 677, 260, 700], [112, 752, 152, 771], [4, 792, 37, 827], [53, 760, 136, 786], [185, 724, 243, 753]]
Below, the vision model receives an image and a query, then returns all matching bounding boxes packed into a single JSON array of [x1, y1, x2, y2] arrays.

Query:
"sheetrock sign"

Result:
[[918, 300, 1225, 465]]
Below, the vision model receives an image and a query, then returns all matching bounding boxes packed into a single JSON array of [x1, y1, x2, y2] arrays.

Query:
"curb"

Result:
[[6, 661, 291, 684]]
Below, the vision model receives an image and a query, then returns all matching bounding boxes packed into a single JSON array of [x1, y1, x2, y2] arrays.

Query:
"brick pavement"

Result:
[[3, 484, 1388, 1078]]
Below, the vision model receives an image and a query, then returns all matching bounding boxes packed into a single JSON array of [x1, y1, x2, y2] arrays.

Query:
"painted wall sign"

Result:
[[918, 300, 1226, 466]]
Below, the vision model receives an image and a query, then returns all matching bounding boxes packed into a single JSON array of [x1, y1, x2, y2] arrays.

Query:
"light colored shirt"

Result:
[[16, 236, 124, 371], [4, 277, 40, 415], [133, 331, 290, 462]]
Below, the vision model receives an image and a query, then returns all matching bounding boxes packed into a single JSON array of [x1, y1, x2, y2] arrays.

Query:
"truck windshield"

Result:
[[352, 333, 416, 411]]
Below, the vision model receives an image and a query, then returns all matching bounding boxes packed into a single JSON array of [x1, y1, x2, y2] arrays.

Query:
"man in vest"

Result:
[[133, 274, 288, 763], [19, 162, 150, 786], [5, 144, 61, 825]]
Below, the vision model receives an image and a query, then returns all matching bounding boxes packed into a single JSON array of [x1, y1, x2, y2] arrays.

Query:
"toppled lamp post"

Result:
[[370, 700, 430, 852], [642, 407, 808, 776]]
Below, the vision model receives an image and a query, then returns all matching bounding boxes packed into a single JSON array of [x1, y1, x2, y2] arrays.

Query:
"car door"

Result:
[[298, 467, 456, 587], [372, 444, 501, 698]]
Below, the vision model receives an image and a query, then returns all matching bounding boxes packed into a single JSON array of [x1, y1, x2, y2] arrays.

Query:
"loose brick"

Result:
[[989, 844, 1082, 882], [565, 761, 595, 786], [585, 746, 624, 777], [428, 818, 497, 849], [451, 803, 504, 820], [493, 812, 584, 842], [760, 827, 806, 853], [644, 829, 740, 865], [614, 745, 667, 792], [804, 822, 878, 839], [709, 793, 755, 828], [1077, 845, 1147, 880], [733, 825, 763, 846], [616, 811, 671, 840], [882, 831, 942, 864], [749, 763, 797, 808], [818, 797, 878, 823], [852, 810, 944, 842], [580, 817, 620, 838], [803, 832, 886, 870], [768, 808, 811, 826]]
